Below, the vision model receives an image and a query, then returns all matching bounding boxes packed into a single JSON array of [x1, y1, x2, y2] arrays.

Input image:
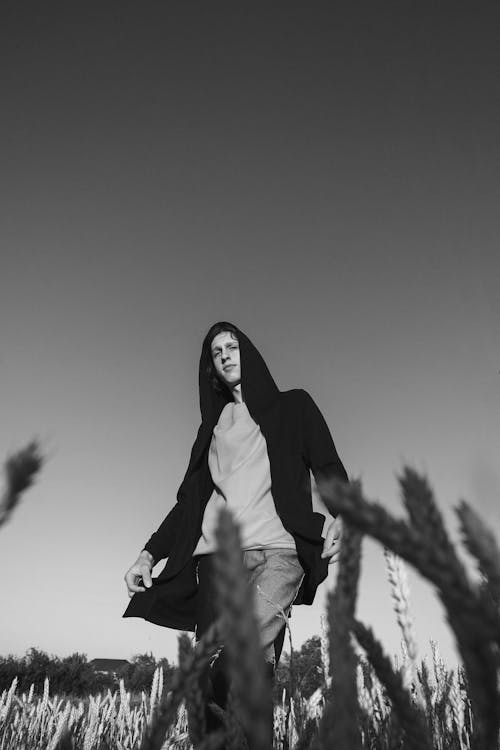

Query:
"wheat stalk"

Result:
[[209, 693, 250, 750], [213, 506, 273, 750], [354, 619, 433, 750], [178, 632, 206, 747], [449, 671, 468, 750], [47, 701, 71, 750], [318, 522, 362, 750], [319, 473, 500, 749], [140, 618, 223, 750], [456, 499, 500, 608]]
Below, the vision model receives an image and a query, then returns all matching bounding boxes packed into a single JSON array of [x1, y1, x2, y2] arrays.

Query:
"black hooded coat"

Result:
[[123, 325, 348, 631]]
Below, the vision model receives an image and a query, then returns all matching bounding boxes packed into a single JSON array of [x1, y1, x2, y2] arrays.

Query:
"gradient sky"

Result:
[[1, 3, 499, 670]]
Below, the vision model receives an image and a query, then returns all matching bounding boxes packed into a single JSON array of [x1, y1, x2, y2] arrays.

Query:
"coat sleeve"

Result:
[[142, 501, 184, 564], [300, 389, 348, 499], [141, 422, 206, 563]]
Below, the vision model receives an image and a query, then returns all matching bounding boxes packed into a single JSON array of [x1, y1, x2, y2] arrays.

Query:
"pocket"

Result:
[[268, 548, 303, 573], [243, 548, 266, 572]]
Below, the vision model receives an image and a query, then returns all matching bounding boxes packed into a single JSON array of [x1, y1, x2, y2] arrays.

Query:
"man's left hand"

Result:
[[321, 517, 342, 564]]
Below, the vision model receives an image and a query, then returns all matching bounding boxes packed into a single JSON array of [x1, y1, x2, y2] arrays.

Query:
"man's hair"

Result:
[[202, 321, 239, 394]]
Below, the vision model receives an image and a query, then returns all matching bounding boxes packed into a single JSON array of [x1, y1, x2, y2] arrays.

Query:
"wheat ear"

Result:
[[383, 547, 420, 699], [384, 549, 418, 662], [398, 467, 465, 582], [0, 440, 43, 528], [47, 702, 72, 750]]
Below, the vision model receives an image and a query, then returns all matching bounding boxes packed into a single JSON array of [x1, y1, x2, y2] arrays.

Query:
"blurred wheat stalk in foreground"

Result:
[[1, 465, 499, 749], [320, 467, 500, 750], [0, 440, 43, 529]]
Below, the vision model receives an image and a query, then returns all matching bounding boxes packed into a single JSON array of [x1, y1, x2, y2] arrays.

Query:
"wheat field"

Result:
[[1, 465, 499, 749]]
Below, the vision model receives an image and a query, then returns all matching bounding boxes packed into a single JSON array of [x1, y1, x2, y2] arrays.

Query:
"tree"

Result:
[[293, 636, 325, 699], [58, 653, 113, 695], [120, 652, 162, 692], [273, 636, 325, 702]]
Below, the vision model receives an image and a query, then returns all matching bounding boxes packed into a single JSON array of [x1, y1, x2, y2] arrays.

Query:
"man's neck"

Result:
[[231, 384, 243, 403]]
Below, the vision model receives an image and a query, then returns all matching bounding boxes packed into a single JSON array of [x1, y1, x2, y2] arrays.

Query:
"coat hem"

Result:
[[122, 610, 196, 632]]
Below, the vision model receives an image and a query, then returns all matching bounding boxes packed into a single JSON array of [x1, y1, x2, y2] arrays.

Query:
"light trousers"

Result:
[[195, 547, 304, 662], [194, 548, 304, 739]]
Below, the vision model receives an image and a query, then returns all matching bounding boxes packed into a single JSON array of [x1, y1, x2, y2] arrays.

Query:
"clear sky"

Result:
[[1, 3, 499, 669]]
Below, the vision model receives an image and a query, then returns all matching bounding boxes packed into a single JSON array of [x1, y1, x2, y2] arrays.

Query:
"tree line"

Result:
[[0, 648, 175, 696], [0, 637, 324, 699]]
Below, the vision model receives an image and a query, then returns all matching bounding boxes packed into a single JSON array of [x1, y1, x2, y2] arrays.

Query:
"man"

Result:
[[123, 322, 348, 726]]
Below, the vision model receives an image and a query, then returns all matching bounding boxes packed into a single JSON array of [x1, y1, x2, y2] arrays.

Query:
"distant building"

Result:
[[89, 658, 130, 677]]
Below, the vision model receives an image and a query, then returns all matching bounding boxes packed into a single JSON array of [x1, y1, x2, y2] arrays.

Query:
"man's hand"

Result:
[[124, 550, 155, 598], [321, 517, 342, 565]]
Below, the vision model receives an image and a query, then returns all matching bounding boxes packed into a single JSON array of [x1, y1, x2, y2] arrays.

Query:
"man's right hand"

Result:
[[124, 550, 155, 598]]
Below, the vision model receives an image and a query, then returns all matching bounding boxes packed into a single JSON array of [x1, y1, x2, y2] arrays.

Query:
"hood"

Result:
[[198, 323, 280, 426], [177, 324, 280, 488], [177, 323, 281, 491]]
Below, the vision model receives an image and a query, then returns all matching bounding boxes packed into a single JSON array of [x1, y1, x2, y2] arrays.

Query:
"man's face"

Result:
[[210, 331, 241, 389]]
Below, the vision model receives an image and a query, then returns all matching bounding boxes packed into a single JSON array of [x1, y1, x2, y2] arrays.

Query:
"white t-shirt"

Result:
[[193, 401, 297, 555]]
